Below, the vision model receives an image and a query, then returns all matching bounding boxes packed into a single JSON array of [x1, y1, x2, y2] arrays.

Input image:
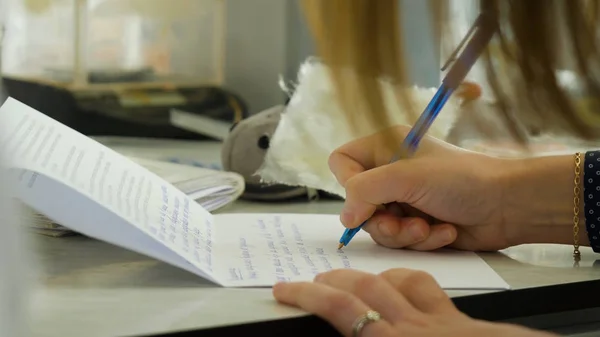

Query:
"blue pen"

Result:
[[337, 12, 497, 249]]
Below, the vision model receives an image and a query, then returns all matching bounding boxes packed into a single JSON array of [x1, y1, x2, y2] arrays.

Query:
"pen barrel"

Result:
[[443, 15, 497, 89], [390, 145, 412, 162]]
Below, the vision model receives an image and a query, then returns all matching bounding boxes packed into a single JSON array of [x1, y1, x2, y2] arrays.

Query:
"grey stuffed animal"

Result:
[[221, 105, 324, 201]]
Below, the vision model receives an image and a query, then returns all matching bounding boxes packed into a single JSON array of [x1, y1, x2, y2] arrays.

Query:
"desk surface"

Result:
[[26, 138, 600, 336], [29, 199, 600, 337]]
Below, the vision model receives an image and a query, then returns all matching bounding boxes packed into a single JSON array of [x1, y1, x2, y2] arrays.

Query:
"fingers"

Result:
[[404, 224, 457, 250], [313, 269, 418, 323], [364, 214, 457, 250], [273, 282, 394, 337], [362, 214, 430, 247], [328, 151, 366, 188], [328, 126, 409, 187], [378, 268, 458, 314], [349, 162, 427, 206], [336, 127, 408, 169], [341, 163, 427, 228]]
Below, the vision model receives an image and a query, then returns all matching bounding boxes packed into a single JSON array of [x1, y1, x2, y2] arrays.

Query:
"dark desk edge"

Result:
[[143, 279, 600, 337]]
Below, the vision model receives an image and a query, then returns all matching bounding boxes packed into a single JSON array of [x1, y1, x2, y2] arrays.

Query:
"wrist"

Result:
[[498, 154, 588, 247]]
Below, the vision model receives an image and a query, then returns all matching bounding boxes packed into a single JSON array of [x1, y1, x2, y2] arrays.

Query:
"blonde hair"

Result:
[[301, 0, 600, 146]]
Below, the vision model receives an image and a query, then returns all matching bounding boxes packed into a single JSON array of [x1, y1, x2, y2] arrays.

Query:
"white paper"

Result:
[[0, 97, 218, 283], [0, 98, 509, 291], [128, 156, 245, 212], [211, 213, 509, 289]]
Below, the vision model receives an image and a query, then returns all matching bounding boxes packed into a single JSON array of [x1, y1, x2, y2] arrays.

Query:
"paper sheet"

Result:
[[0, 97, 509, 290], [0, 97, 218, 282], [129, 157, 245, 211], [211, 213, 509, 289]]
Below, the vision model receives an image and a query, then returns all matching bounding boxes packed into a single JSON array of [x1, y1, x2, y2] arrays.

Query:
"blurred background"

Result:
[[0, 0, 442, 140]]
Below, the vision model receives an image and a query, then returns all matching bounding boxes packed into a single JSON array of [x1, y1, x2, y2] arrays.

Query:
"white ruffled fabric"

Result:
[[256, 59, 462, 198]]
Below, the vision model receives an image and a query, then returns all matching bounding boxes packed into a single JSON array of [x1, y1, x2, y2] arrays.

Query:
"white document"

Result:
[[0, 97, 510, 290], [212, 213, 508, 289], [22, 156, 245, 237], [128, 157, 245, 212]]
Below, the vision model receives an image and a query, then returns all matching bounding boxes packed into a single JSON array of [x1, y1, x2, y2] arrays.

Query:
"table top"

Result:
[[28, 198, 600, 337], [23, 137, 600, 336]]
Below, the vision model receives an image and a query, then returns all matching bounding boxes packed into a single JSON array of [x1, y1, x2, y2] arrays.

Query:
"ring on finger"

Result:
[[352, 310, 382, 337]]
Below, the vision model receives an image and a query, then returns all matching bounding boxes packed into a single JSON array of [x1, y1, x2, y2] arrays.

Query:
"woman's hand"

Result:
[[273, 268, 555, 337], [329, 126, 581, 251]]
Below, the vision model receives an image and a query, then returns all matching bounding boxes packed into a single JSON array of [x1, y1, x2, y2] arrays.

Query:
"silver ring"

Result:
[[352, 310, 381, 337]]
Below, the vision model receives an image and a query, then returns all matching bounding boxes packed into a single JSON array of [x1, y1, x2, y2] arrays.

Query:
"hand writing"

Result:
[[328, 125, 519, 251], [273, 268, 555, 337]]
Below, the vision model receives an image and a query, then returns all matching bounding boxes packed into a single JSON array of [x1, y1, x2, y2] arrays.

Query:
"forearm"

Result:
[[500, 154, 590, 247]]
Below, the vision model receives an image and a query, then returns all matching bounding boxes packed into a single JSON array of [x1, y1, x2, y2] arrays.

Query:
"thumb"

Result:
[[340, 162, 427, 228]]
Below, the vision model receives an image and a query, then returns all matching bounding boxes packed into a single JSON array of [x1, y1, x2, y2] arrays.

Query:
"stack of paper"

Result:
[[21, 207, 76, 237], [90, 136, 223, 170], [24, 155, 244, 237], [130, 157, 244, 211]]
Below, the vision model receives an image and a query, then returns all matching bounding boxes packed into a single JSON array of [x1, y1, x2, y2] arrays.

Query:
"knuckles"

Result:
[[343, 174, 363, 198], [379, 268, 451, 305], [402, 269, 436, 285], [317, 269, 387, 298], [352, 273, 385, 298], [380, 268, 438, 289], [321, 288, 357, 315], [327, 150, 341, 173]]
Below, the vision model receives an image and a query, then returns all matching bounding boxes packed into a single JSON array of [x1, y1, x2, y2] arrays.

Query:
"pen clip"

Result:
[[440, 13, 484, 72]]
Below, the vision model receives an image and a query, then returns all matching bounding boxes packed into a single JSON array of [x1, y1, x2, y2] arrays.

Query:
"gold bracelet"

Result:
[[573, 152, 582, 259]]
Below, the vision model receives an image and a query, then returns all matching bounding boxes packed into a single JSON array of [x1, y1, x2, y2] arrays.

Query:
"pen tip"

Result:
[[337, 243, 344, 250]]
